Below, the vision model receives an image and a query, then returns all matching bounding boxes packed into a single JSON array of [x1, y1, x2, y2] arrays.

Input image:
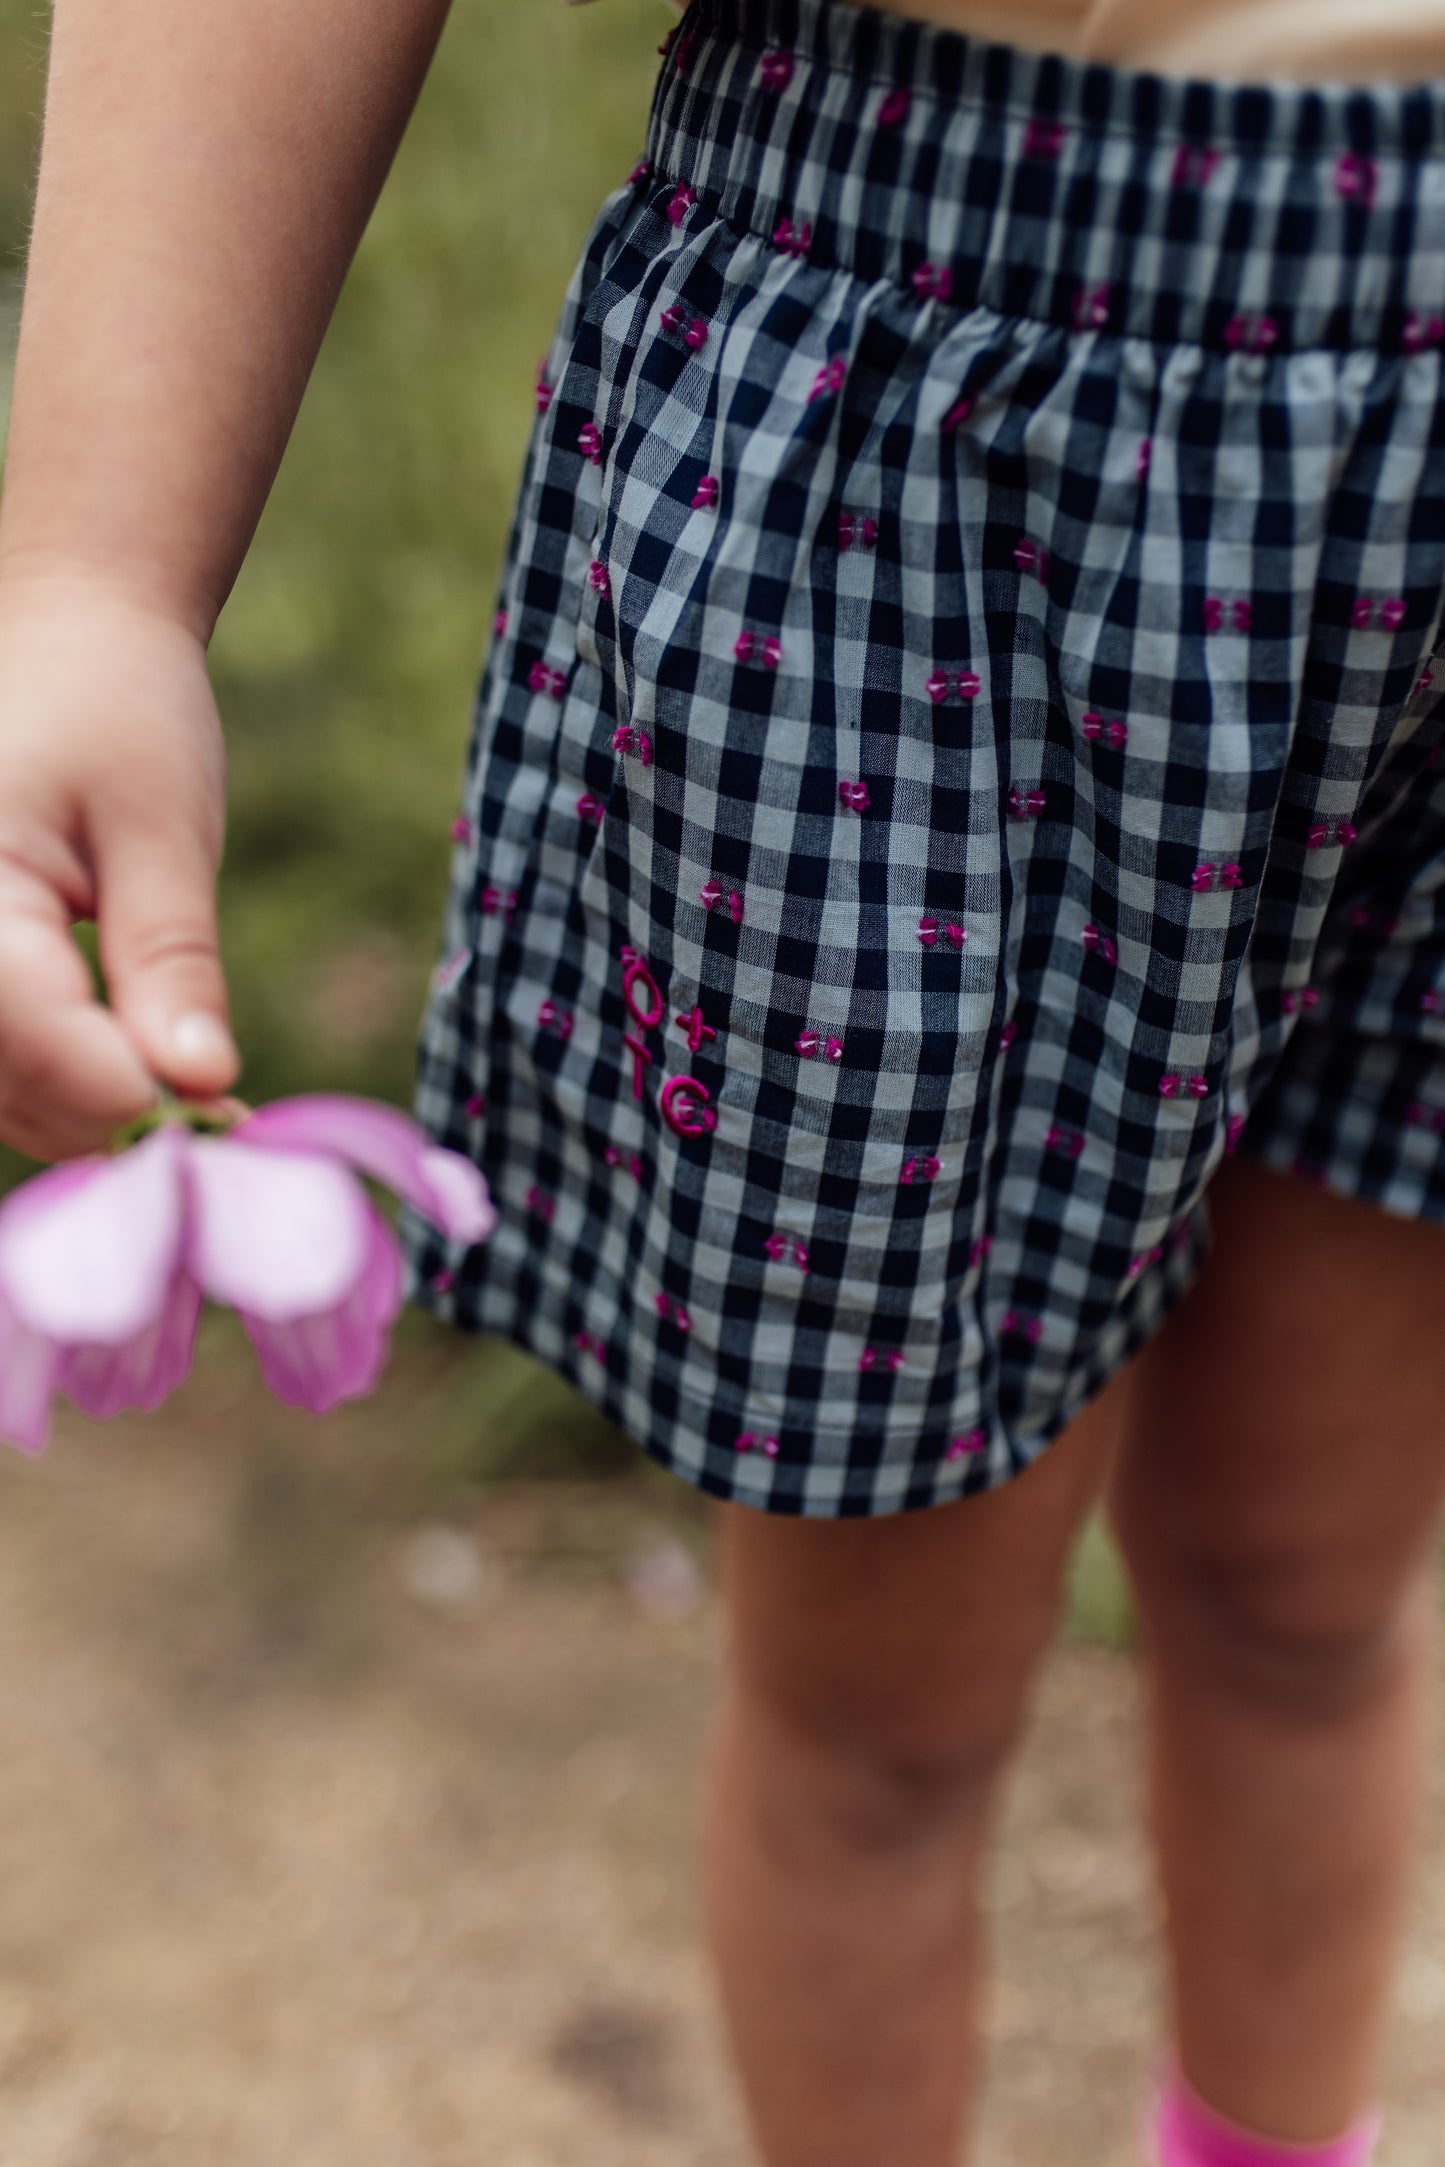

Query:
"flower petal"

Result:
[[238, 1198, 403, 1414], [184, 1137, 374, 1323], [231, 1095, 496, 1244], [56, 1270, 202, 1422], [0, 1286, 60, 1456], [0, 1126, 186, 1343]]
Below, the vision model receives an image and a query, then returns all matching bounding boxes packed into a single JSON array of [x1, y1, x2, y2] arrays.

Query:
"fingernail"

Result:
[[171, 1013, 238, 1069]]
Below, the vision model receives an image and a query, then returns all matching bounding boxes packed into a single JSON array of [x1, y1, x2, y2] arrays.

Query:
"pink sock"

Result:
[[1147, 2052, 1383, 2167]]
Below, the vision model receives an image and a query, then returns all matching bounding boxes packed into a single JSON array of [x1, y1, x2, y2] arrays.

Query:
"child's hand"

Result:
[[0, 570, 239, 1163]]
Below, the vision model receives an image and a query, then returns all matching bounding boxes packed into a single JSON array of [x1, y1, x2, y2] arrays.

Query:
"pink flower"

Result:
[[0, 1095, 494, 1454]]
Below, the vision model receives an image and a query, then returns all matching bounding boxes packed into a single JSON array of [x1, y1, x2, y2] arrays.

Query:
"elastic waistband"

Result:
[[644, 0, 1445, 352]]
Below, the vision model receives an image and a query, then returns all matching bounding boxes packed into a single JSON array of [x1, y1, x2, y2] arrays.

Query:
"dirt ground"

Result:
[[0, 1319, 1441, 2167]]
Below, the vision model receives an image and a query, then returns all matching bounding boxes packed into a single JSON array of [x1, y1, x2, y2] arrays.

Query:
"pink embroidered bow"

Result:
[[946, 1429, 986, 1459], [917, 918, 967, 949], [837, 779, 870, 812], [1081, 710, 1128, 747], [734, 630, 783, 668], [1224, 314, 1279, 352], [858, 1347, 906, 1372], [692, 474, 720, 510], [659, 302, 709, 348], [578, 422, 604, 465], [655, 1291, 692, 1331], [1306, 818, 1358, 849], [837, 511, 878, 551], [772, 217, 812, 258], [699, 878, 744, 922], [611, 724, 654, 765], [1202, 596, 1253, 631], [1191, 861, 1244, 891], [1013, 537, 1049, 579], [926, 667, 981, 703], [941, 396, 975, 433], [1007, 785, 1046, 820], [528, 661, 567, 698], [911, 261, 952, 302], [808, 356, 847, 403], [758, 47, 794, 90], [795, 1031, 844, 1062], [899, 1156, 942, 1184], [588, 559, 610, 595], [1158, 1074, 1208, 1098], [1022, 116, 1066, 159], [1333, 150, 1378, 206], [764, 1232, 810, 1270], [576, 792, 606, 825], [666, 185, 698, 226], [876, 86, 911, 126], [1081, 923, 1118, 964]]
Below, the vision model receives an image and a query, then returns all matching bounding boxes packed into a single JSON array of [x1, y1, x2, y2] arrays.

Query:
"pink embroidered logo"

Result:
[[700, 878, 744, 922], [1170, 142, 1220, 187], [795, 1031, 844, 1062], [917, 918, 967, 949], [675, 1004, 717, 1054], [837, 779, 870, 813], [621, 950, 664, 1102], [773, 217, 812, 258], [660, 1075, 717, 1137], [1159, 1073, 1208, 1098], [912, 261, 953, 302], [1081, 923, 1118, 964], [764, 1232, 810, 1271], [692, 474, 720, 510], [734, 630, 783, 668], [926, 668, 981, 702], [758, 47, 794, 91], [1081, 710, 1127, 747], [1192, 861, 1244, 892], [1306, 818, 1358, 850], [611, 723, 654, 766], [1022, 115, 1067, 159], [1007, 785, 1046, 820], [1351, 595, 1407, 630], [899, 1156, 943, 1184], [837, 510, 878, 551], [808, 356, 847, 403], [1333, 151, 1378, 207], [578, 422, 604, 466], [875, 86, 911, 127], [528, 660, 567, 699], [1203, 596, 1252, 632]]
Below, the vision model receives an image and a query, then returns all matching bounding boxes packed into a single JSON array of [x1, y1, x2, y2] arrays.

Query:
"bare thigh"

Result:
[[1107, 1157, 1445, 1679], [710, 1397, 1119, 1816]]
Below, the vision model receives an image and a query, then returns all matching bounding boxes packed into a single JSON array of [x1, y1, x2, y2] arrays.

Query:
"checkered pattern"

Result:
[[398, 0, 1445, 1518]]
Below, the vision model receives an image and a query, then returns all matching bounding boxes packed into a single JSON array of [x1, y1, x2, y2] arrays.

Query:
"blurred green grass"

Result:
[[0, 0, 1138, 1643]]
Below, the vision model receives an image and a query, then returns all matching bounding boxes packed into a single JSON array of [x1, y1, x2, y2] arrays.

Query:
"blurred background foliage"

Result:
[[0, 0, 1135, 1643]]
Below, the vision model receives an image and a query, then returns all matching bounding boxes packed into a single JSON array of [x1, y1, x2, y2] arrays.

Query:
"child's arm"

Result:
[[0, 0, 453, 1162]]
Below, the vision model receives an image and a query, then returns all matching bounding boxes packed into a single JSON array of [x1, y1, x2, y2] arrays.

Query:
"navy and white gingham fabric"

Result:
[[399, 0, 1445, 1518]]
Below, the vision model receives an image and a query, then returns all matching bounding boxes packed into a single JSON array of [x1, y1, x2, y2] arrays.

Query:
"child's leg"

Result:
[[700, 1400, 1118, 2167], [1106, 1155, 1445, 2148]]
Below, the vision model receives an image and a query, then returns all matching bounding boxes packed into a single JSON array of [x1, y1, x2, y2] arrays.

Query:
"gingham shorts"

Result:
[[399, 0, 1445, 1518]]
